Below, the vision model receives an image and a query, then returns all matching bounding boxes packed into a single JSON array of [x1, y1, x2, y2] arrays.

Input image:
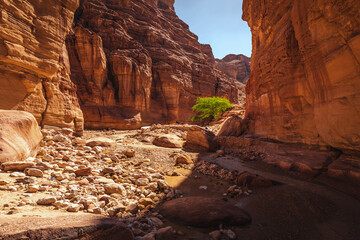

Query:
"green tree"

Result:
[[191, 97, 233, 121]]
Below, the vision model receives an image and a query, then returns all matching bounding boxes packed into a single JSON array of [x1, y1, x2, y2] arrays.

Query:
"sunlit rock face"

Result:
[[216, 54, 251, 84], [243, 0, 360, 152], [66, 0, 239, 129], [0, 0, 84, 135]]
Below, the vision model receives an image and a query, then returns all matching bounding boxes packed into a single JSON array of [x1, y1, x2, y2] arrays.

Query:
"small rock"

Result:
[[0, 179, 10, 185], [135, 178, 149, 186], [199, 186, 208, 190], [152, 135, 183, 148], [27, 184, 39, 193], [25, 168, 43, 177], [37, 197, 57, 205], [209, 230, 221, 240], [155, 226, 174, 240], [67, 204, 80, 212], [222, 229, 236, 240], [104, 183, 127, 196], [123, 149, 135, 158], [126, 203, 138, 214], [175, 154, 193, 165], [139, 198, 154, 206], [75, 168, 92, 177]]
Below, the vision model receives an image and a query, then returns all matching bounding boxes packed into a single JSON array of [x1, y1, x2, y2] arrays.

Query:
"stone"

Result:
[[159, 197, 251, 227], [75, 168, 92, 177], [104, 183, 127, 196], [138, 198, 154, 207], [37, 197, 57, 205], [155, 226, 174, 240], [185, 127, 218, 152], [67, 204, 80, 212], [27, 185, 39, 193], [123, 149, 135, 158], [86, 138, 116, 147], [0, 179, 10, 185], [243, 0, 360, 152], [209, 230, 221, 240], [175, 154, 193, 165], [152, 135, 183, 148], [135, 178, 150, 186], [222, 229, 236, 240], [126, 203, 139, 214], [2, 162, 36, 172], [0, 0, 83, 133], [0, 111, 42, 163], [25, 168, 44, 178]]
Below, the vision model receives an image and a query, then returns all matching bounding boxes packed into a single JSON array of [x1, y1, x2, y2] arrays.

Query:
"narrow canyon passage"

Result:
[[0, 0, 359, 239]]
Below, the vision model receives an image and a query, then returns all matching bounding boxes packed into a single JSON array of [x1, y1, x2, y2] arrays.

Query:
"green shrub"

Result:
[[190, 97, 233, 121]]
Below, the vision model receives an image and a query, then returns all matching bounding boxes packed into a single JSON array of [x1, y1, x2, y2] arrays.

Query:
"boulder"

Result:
[[159, 197, 251, 227], [153, 135, 183, 148], [217, 116, 249, 137], [185, 127, 218, 152], [0, 110, 42, 163]]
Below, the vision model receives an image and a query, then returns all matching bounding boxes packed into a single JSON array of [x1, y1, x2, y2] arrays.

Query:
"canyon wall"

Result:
[[243, 0, 360, 152], [216, 54, 251, 84], [0, 0, 84, 135], [66, 0, 239, 129]]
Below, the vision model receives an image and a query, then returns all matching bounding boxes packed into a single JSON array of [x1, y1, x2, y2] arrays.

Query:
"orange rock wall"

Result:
[[66, 0, 239, 129], [243, 0, 360, 152], [0, 0, 83, 134]]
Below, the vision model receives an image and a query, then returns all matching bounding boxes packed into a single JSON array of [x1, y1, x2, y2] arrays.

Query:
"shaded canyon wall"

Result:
[[243, 0, 360, 152]]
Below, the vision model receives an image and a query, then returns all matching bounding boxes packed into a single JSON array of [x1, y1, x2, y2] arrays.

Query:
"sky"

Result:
[[174, 0, 252, 59]]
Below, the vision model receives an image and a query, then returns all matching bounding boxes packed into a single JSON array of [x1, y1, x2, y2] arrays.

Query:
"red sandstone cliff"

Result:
[[0, 0, 84, 135], [66, 0, 239, 129], [243, 0, 360, 152], [216, 54, 251, 84]]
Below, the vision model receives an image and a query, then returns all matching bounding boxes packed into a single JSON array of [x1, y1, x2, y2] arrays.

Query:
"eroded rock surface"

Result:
[[215, 54, 251, 84], [0, 0, 84, 134], [66, 0, 239, 129], [0, 110, 42, 163], [243, 0, 360, 152]]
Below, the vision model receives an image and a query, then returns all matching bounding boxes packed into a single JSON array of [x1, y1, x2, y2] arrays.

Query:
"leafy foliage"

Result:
[[191, 97, 233, 121]]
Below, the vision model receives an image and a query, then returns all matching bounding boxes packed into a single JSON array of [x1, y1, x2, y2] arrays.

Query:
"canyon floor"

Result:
[[0, 126, 359, 240]]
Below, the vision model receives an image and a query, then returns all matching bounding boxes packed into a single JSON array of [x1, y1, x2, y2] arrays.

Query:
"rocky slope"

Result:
[[243, 0, 360, 152], [0, 0, 84, 135], [66, 0, 239, 129], [216, 54, 251, 84]]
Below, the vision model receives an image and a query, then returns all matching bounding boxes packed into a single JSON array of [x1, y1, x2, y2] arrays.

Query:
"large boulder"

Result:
[[185, 126, 218, 152], [217, 116, 249, 137], [0, 110, 42, 163], [159, 197, 251, 227]]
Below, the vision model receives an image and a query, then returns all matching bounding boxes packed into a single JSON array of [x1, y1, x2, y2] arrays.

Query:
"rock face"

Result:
[[216, 54, 251, 84], [243, 0, 360, 152], [0, 0, 84, 134], [66, 0, 239, 129], [0, 110, 42, 163]]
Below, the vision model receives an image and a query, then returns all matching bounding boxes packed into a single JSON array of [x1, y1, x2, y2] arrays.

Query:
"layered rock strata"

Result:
[[215, 54, 251, 84], [0, 0, 83, 134], [243, 0, 360, 153], [66, 0, 239, 129]]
